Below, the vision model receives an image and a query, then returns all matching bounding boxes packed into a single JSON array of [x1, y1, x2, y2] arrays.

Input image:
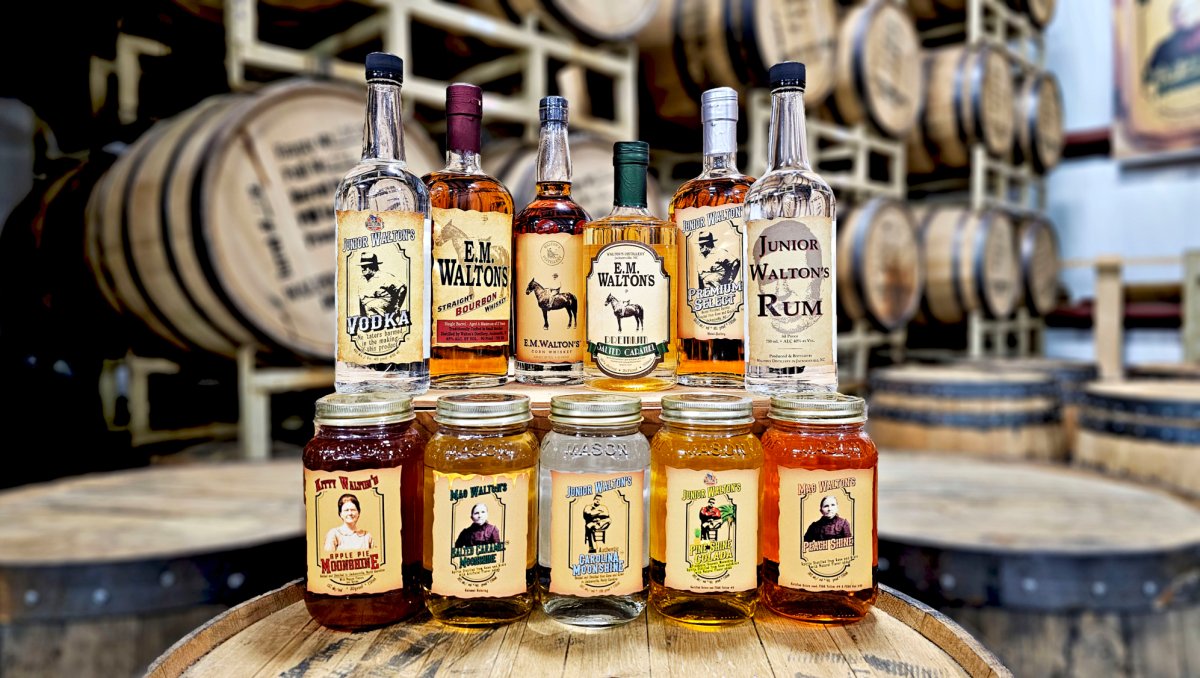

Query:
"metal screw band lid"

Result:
[[660, 393, 755, 425], [434, 393, 533, 427], [315, 392, 414, 426], [768, 393, 866, 424], [549, 394, 643, 427]]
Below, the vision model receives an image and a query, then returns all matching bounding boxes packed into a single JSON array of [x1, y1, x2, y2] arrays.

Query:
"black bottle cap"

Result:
[[365, 52, 404, 83], [613, 141, 649, 166], [540, 96, 568, 123], [768, 61, 806, 91]]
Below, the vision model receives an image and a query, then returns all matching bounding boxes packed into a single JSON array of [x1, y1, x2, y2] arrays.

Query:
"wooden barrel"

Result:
[[1076, 380, 1200, 499], [915, 45, 1015, 169], [468, 0, 657, 42], [1127, 362, 1200, 380], [1016, 215, 1060, 316], [1014, 71, 1064, 173], [869, 365, 1066, 461], [487, 136, 664, 218], [837, 198, 924, 331], [0, 461, 302, 678], [148, 580, 1010, 677], [879, 453, 1198, 678], [85, 79, 440, 361], [637, 0, 838, 128], [828, 1, 923, 139], [917, 206, 1021, 323]]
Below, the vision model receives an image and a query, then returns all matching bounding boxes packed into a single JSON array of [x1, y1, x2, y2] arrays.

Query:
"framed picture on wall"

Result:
[[1113, 0, 1200, 158]]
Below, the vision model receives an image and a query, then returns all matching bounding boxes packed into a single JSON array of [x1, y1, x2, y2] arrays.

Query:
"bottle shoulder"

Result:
[[335, 163, 429, 213], [422, 170, 514, 213], [514, 197, 591, 234], [670, 176, 755, 213], [585, 211, 672, 231]]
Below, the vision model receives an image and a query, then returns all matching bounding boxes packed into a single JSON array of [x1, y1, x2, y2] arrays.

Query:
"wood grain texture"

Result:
[[149, 581, 1010, 678]]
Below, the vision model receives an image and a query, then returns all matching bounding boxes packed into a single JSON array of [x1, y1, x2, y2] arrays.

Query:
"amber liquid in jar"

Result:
[[303, 394, 427, 630], [650, 394, 762, 625], [761, 395, 877, 623], [422, 394, 539, 625]]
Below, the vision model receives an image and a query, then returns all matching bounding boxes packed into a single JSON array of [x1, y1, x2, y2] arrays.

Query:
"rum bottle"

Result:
[[424, 83, 514, 388], [743, 62, 838, 394], [334, 52, 431, 393], [671, 87, 753, 388]]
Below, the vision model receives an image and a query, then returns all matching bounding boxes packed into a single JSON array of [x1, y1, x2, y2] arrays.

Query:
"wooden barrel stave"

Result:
[[1016, 215, 1060, 316], [829, 1, 923, 139], [1014, 71, 1064, 173], [918, 206, 1020, 323], [837, 198, 924, 331], [469, 0, 657, 43], [916, 45, 1015, 169]]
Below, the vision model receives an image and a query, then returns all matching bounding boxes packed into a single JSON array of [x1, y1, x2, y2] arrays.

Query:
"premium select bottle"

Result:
[[583, 141, 678, 392], [514, 96, 590, 385], [424, 83, 514, 388], [743, 62, 838, 394], [334, 52, 431, 393], [670, 87, 753, 388]]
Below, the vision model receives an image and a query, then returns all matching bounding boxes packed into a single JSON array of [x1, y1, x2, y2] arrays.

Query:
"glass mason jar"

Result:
[[423, 393, 538, 626], [761, 394, 878, 624], [538, 394, 650, 626], [650, 393, 763, 625], [303, 392, 427, 630]]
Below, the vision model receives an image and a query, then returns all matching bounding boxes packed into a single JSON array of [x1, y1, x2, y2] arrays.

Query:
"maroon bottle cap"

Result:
[[446, 83, 483, 154], [446, 83, 482, 118]]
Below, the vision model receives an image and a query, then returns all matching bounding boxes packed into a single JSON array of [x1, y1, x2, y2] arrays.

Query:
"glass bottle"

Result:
[[761, 394, 877, 623], [423, 393, 538, 625], [743, 61, 838, 394], [514, 96, 591, 385], [423, 83, 514, 388], [538, 394, 650, 626], [303, 392, 427, 629], [583, 141, 678, 392], [650, 393, 762, 625], [671, 87, 753, 388], [334, 52, 431, 394]]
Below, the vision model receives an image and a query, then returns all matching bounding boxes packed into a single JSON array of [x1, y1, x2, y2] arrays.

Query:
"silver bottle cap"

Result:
[[701, 87, 738, 156]]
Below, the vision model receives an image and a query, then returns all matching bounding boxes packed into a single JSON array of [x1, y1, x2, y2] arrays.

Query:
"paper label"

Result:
[[305, 467, 403, 595], [431, 207, 512, 346], [549, 471, 644, 596], [430, 469, 531, 598], [663, 467, 759, 592], [777, 467, 874, 591], [586, 241, 671, 378], [677, 205, 745, 341], [516, 233, 586, 363]]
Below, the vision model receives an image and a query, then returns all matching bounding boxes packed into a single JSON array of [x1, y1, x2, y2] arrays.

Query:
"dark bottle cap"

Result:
[[446, 83, 483, 117], [613, 140, 649, 166], [540, 95, 568, 123], [769, 61, 806, 91], [365, 52, 404, 83]]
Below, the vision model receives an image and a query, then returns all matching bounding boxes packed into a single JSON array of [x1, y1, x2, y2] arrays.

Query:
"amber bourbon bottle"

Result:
[[743, 62, 838, 394], [671, 87, 753, 388], [334, 52, 431, 393], [514, 96, 590, 384], [424, 83, 514, 388], [583, 141, 678, 392]]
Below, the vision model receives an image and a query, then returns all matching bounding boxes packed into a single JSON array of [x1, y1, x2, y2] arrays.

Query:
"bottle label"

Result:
[[516, 233, 586, 363], [776, 467, 874, 591], [676, 205, 745, 341], [549, 470, 645, 597], [431, 207, 512, 346], [304, 467, 404, 596], [585, 241, 671, 378], [664, 467, 759, 592], [431, 469, 531, 598], [336, 210, 425, 363], [745, 215, 835, 370]]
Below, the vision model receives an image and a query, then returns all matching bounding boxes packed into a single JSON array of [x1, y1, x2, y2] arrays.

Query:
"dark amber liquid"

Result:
[[303, 419, 427, 630], [669, 175, 753, 387], [424, 169, 514, 387], [761, 420, 878, 623]]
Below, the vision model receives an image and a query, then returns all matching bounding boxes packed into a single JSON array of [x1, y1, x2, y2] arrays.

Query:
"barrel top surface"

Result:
[[150, 582, 1009, 678], [1084, 379, 1200, 402], [0, 461, 301, 565], [1127, 361, 1200, 379], [879, 453, 1200, 555], [872, 365, 1052, 386]]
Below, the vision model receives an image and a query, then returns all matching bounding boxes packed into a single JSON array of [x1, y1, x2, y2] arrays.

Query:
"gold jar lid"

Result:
[[549, 394, 643, 427], [315, 392, 414, 426], [434, 393, 533, 428], [768, 393, 866, 424], [659, 392, 754, 426]]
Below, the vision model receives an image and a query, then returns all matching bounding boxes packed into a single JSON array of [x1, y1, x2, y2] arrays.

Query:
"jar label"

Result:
[[431, 207, 512, 346], [586, 241, 671, 378], [664, 467, 759, 592], [776, 467, 874, 591], [549, 470, 645, 596], [336, 210, 426, 364], [431, 469, 531, 598], [745, 215, 835, 371], [676, 205, 745, 341], [516, 233, 586, 363], [304, 467, 404, 596]]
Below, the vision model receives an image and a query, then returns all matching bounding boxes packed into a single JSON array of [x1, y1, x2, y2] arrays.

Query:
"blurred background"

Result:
[[0, 0, 1196, 676]]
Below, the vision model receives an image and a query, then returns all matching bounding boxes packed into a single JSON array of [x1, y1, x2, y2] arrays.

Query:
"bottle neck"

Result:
[[445, 148, 483, 174], [701, 118, 739, 176], [767, 87, 811, 172], [612, 162, 648, 210], [536, 120, 571, 185], [362, 80, 406, 163], [446, 112, 482, 172]]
